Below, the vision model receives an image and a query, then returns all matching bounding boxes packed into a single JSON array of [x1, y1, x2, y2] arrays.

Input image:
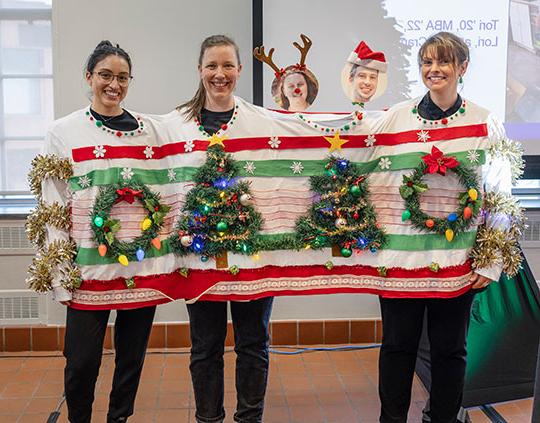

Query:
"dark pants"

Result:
[[63, 306, 156, 423], [532, 341, 540, 422], [187, 297, 274, 423], [378, 291, 475, 423]]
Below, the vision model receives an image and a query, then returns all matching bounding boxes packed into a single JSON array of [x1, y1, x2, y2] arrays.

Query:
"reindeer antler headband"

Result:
[[253, 34, 313, 79]]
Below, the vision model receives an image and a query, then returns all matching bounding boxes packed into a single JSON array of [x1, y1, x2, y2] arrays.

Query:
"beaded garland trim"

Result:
[[412, 100, 466, 126], [85, 109, 145, 138], [297, 110, 364, 135], [194, 105, 239, 138]]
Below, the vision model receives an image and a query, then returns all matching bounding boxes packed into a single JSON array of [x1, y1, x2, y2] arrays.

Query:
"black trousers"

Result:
[[187, 298, 274, 423], [63, 306, 156, 423], [378, 291, 475, 423]]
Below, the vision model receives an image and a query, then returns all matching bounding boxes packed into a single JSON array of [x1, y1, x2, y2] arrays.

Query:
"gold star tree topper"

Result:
[[207, 134, 228, 148], [324, 131, 349, 152]]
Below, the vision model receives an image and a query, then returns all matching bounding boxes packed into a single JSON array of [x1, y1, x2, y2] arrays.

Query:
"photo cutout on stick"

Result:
[[341, 41, 387, 108], [254, 34, 319, 112]]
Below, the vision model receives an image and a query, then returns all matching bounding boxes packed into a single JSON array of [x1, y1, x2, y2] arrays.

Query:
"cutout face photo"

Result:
[[341, 41, 388, 106], [350, 65, 379, 102], [271, 65, 319, 112]]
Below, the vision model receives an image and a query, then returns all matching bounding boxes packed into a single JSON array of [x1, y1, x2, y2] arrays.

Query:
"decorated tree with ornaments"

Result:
[[296, 156, 386, 257], [170, 146, 263, 262]]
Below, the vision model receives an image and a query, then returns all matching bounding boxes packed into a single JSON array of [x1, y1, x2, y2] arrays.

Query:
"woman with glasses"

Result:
[[28, 41, 156, 423]]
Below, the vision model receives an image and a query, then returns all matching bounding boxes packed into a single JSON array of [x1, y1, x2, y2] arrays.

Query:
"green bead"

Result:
[[412, 108, 417, 114], [95, 120, 103, 127], [352, 122, 356, 125], [93, 216, 104, 227], [341, 248, 352, 258], [199, 125, 204, 131], [459, 107, 465, 114], [349, 185, 361, 196], [85, 111, 90, 116], [216, 221, 228, 232], [325, 128, 330, 132], [343, 125, 350, 131], [401, 210, 411, 221]]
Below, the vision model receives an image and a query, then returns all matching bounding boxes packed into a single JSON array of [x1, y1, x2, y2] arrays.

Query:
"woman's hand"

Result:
[[60, 300, 71, 306], [469, 272, 493, 289]]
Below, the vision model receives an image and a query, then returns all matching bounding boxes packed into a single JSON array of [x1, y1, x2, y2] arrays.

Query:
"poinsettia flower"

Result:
[[421, 146, 459, 175]]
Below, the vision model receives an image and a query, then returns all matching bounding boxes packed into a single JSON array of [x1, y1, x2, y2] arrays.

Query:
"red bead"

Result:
[[90, 116, 94, 121], [441, 118, 448, 125], [137, 129, 142, 133], [104, 227, 110, 233], [407, 181, 413, 187], [154, 206, 159, 211], [221, 124, 228, 131], [116, 131, 122, 137]]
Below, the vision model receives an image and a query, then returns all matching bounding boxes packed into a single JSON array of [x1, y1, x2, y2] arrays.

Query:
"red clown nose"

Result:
[[294, 88, 301, 94]]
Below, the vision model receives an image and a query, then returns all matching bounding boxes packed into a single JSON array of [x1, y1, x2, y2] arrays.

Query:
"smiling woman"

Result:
[[159, 34, 274, 423], [26, 40, 159, 423]]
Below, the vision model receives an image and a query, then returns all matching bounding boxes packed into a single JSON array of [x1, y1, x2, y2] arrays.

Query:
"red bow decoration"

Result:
[[115, 188, 143, 204], [293, 63, 307, 71], [421, 146, 459, 176], [274, 68, 286, 79]]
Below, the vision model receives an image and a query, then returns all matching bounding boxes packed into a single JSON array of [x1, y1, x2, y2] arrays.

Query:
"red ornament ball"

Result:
[[221, 124, 228, 131], [116, 131, 122, 137], [441, 118, 448, 125]]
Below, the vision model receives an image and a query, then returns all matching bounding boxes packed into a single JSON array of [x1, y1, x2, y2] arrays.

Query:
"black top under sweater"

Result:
[[90, 108, 139, 131], [200, 108, 234, 135], [417, 92, 462, 120]]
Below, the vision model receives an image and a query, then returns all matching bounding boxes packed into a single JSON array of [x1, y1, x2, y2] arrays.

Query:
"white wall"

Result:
[[52, 0, 253, 117]]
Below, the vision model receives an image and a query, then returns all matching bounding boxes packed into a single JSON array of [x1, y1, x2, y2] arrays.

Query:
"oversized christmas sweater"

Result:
[[27, 97, 523, 309]]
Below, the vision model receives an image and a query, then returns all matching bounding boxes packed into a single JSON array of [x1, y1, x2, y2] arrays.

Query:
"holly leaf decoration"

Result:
[[399, 185, 414, 199], [458, 192, 470, 206], [152, 212, 164, 225], [413, 182, 428, 193], [144, 199, 156, 212], [105, 232, 115, 245], [159, 204, 171, 213]]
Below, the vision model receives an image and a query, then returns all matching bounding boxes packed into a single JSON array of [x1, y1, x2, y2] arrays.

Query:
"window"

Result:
[[0, 0, 52, 194]]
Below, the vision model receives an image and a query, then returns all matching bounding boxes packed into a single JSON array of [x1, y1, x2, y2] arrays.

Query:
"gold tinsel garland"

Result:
[[26, 239, 81, 292], [26, 201, 71, 249], [488, 137, 524, 184], [471, 191, 525, 277], [28, 154, 73, 199]]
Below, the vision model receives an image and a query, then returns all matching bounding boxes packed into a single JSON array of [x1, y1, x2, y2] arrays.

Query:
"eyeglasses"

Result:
[[92, 71, 133, 86]]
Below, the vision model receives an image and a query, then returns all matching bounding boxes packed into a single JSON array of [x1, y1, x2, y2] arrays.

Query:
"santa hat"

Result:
[[347, 41, 387, 73]]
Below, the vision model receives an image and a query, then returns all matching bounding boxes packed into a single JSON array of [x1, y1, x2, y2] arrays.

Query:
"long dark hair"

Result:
[[85, 40, 132, 74], [177, 35, 241, 121]]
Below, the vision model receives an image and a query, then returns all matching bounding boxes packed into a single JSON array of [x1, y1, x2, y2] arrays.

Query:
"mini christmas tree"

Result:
[[296, 156, 386, 257], [170, 146, 263, 262]]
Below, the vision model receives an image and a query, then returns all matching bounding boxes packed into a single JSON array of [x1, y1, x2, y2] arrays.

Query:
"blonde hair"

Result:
[[177, 35, 241, 121], [418, 32, 469, 69]]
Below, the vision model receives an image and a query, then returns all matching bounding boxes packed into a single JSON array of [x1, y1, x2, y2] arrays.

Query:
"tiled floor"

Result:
[[0, 346, 533, 422]]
